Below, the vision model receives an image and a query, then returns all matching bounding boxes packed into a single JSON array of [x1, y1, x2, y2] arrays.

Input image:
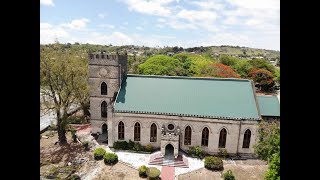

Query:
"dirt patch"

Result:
[[223, 163, 268, 180], [40, 130, 93, 179], [91, 161, 143, 180], [178, 168, 222, 180], [178, 160, 268, 180]]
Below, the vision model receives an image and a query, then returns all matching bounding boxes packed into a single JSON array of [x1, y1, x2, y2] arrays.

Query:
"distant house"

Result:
[[167, 52, 175, 56]]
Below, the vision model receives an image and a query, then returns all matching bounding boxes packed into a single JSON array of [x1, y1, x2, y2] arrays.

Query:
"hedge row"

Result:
[[113, 140, 154, 152]]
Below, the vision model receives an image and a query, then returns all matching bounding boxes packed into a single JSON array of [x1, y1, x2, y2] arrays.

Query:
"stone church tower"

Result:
[[88, 51, 128, 137]]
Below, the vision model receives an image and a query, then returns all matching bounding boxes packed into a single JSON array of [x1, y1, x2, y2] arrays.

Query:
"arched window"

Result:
[[102, 124, 107, 134], [118, 121, 124, 140], [218, 128, 227, 148], [101, 82, 107, 95], [201, 127, 209, 146], [242, 129, 251, 148], [101, 101, 107, 118], [96, 54, 99, 59], [134, 122, 141, 141], [150, 123, 157, 142], [184, 126, 192, 145]]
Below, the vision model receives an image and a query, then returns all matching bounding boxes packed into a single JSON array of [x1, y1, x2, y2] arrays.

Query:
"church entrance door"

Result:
[[164, 144, 174, 160]]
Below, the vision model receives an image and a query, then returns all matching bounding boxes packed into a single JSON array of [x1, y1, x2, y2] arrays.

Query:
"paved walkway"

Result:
[[161, 166, 175, 180]]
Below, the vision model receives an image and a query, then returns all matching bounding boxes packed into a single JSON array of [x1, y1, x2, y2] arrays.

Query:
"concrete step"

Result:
[[149, 159, 188, 168]]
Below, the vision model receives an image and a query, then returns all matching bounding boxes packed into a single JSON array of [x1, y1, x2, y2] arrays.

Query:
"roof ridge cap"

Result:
[[126, 74, 249, 82]]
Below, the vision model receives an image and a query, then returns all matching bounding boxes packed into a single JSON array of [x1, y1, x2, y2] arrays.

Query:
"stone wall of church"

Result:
[[107, 113, 259, 155]]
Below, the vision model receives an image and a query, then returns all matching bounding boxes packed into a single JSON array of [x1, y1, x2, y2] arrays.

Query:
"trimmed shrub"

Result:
[[69, 174, 81, 180], [218, 148, 229, 159], [128, 140, 135, 150], [138, 165, 148, 178], [188, 146, 203, 158], [146, 167, 161, 180], [93, 148, 106, 160], [82, 141, 89, 150], [113, 141, 128, 150], [70, 128, 77, 142], [204, 156, 223, 170], [104, 152, 118, 165], [222, 170, 235, 180], [145, 144, 153, 152], [133, 142, 144, 152], [68, 116, 86, 124]]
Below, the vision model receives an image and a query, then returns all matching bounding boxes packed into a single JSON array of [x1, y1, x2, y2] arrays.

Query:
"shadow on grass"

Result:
[[41, 142, 86, 164]]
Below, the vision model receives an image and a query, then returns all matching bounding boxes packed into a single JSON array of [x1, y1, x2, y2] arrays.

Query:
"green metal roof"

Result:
[[114, 75, 260, 120], [257, 96, 280, 117]]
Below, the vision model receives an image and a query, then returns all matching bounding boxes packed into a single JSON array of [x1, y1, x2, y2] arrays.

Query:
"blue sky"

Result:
[[40, 0, 280, 50]]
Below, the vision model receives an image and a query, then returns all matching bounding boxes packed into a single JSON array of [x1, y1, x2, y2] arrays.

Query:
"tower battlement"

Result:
[[88, 51, 128, 66]]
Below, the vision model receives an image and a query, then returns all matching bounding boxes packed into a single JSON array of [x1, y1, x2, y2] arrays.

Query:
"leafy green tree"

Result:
[[138, 55, 184, 76], [40, 46, 88, 144], [254, 121, 280, 180], [264, 152, 280, 180], [254, 121, 280, 161], [233, 60, 253, 78], [219, 55, 239, 66], [173, 52, 215, 76], [248, 59, 275, 74], [274, 68, 280, 85]]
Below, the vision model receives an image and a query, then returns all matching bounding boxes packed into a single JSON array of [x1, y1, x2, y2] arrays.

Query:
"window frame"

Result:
[[134, 122, 141, 141], [118, 121, 124, 140], [201, 127, 209, 147], [184, 126, 192, 145], [150, 123, 157, 142]]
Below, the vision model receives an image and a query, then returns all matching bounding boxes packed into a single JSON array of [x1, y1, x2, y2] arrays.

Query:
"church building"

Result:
[[88, 51, 280, 158]]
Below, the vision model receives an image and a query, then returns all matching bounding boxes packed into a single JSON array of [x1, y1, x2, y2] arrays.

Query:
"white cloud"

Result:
[[98, 24, 115, 29], [166, 20, 197, 30], [224, 17, 239, 25], [227, 0, 279, 10], [61, 18, 90, 30], [156, 24, 164, 28], [98, 14, 106, 19], [40, 21, 133, 45], [136, 26, 143, 31], [85, 32, 133, 45], [40, 0, 54, 6], [245, 19, 263, 26], [202, 33, 251, 47], [122, 0, 173, 17], [40, 0, 279, 50], [40, 23, 69, 44], [119, 26, 127, 30], [189, 0, 225, 10], [176, 10, 217, 22], [157, 18, 166, 23], [117, 0, 279, 50]]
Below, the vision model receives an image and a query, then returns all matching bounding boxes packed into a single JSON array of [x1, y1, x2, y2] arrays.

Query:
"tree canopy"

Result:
[[254, 121, 280, 180], [248, 59, 276, 74], [206, 63, 240, 78], [219, 55, 239, 67], [137, 55, 184, 76], [274, 68, 280, 85], [248, 69, 274, 91], [40, 45, 89, 144], [233, 60, 253, 78]]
